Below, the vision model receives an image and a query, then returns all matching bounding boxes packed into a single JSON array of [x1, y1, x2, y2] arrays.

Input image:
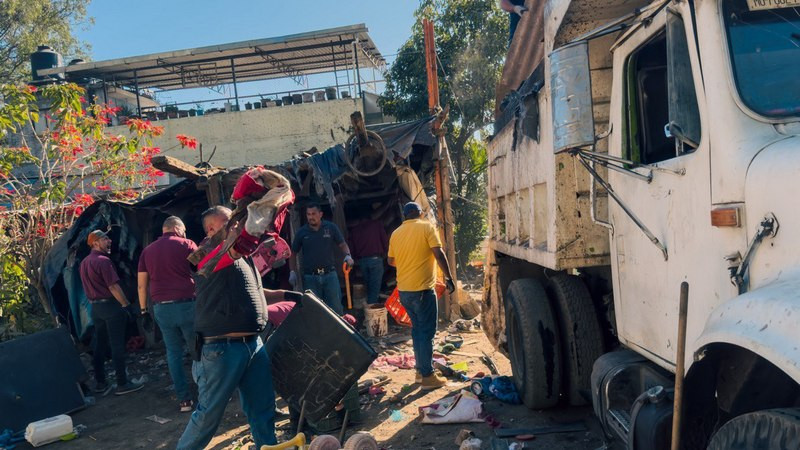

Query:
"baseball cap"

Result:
[[87, 230, 109, 246], [402, 202, 422, 218]]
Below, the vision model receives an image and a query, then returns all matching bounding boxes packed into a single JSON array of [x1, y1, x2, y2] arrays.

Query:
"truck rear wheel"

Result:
[[546, 273, 604, 405], [505, 278, 562, 409], [706, 408, 800, 450]]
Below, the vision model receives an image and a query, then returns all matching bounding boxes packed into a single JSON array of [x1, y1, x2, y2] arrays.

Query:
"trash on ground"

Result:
[[450, 361, 469, 372], [420, 390, 484, 424], [368, 385, 386, 396], [473, 376, 521, 404], [445, 335, 464, 348], [370, 354, 415, 372], [25, 415, 73, 447], [454, 429, 475, 445], [389, 410, 406, 422], [144, 415, 172, 424], [459, 437, 483, 450], [493, 422, 587, 438]]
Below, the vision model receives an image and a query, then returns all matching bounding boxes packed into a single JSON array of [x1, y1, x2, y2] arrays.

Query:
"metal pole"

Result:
[[671, 282, 689, 450], [354, 40, 362, 98], [133, 70, 141, 117], [231, 58, 239, 110], [331, 43, 340, 96]]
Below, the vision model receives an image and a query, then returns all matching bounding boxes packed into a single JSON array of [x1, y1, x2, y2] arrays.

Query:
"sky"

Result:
[[73, 0, 420, 108]]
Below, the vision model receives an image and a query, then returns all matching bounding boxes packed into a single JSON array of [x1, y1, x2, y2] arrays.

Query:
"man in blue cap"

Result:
[[388, 202, 455, 390]]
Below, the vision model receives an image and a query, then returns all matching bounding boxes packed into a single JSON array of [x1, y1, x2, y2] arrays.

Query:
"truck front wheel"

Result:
[[505, 278, 562, 409], [706, 408, 800, 450]]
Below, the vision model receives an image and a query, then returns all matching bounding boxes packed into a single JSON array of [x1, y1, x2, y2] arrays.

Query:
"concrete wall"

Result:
[[106, 97, 363, 168]]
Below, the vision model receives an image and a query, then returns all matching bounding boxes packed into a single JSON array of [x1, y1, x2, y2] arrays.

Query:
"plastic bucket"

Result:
[[26, 415, 73, 447], [364, 304, 388, 337], [326, 87, 337, 100], [302, 92, 314, 103], [291, 93, 303, 104], [314, 90, 326, 102]]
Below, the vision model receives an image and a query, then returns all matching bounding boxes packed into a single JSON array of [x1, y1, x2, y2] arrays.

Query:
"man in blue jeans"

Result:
[[177, 235, 277, 449], [388, 202, 456, 390], [348, 210, 389, 304], [137, 216, 198, 412], [289, 203, 353, 314]]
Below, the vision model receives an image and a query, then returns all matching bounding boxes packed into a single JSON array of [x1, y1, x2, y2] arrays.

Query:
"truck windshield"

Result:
[[722, 0, 800, 118]]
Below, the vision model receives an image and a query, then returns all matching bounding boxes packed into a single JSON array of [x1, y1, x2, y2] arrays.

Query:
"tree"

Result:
[[380, 0, 506, 269], [0, 83, 195, 338], [0, 0, 91, 82]]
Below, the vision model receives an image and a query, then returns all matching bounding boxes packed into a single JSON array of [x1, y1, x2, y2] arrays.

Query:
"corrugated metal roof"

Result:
[[37, 24, 384, 91]]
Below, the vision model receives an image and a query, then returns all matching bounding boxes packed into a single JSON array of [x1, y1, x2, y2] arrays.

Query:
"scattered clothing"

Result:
[[420, 390, 484, 424], [371, 354, 417, 372]]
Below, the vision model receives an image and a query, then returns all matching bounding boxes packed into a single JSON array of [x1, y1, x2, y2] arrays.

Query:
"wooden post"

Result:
[[423, 19, 459, 320]]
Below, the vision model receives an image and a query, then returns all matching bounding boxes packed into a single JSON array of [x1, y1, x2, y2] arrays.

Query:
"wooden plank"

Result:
[[151, 155, 224, 180]]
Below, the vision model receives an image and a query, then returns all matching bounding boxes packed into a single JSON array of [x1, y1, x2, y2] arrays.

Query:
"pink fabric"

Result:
[[267, 301, 296, 327], [370, 354, 416, 372]]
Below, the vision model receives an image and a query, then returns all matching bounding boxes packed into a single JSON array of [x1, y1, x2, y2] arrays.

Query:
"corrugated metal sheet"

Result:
[[37, 24, 384, 91]]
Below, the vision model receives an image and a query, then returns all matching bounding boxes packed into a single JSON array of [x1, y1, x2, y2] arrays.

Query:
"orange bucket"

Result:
[[385, 281, 447, 328]]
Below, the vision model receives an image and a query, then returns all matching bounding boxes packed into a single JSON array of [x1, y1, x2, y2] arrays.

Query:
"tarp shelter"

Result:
[[43, 117, 439, 339]]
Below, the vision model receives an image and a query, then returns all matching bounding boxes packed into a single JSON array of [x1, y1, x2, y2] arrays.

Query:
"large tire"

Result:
[[707, 408, 800, 450], [545, 273, 605, 405], [505, 278, 562, 409]]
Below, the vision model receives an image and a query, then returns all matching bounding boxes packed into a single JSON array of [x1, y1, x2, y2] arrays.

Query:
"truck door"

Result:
[[607, 4, 711, 368]]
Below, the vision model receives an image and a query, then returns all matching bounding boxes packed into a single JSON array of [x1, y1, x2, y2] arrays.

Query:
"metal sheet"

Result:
[[550, 41, 595, 153]]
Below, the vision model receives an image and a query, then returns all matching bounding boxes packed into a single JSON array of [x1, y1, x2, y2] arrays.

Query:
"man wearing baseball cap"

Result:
[[79, 229, 144, 395], [388, 202, 456, 390]]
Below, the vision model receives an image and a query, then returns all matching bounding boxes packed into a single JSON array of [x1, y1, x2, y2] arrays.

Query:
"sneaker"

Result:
[[94, 382, 112, 395], [420, 374, 447, 390], [179, 400, 193, 412], [114, 381, 144, 395]]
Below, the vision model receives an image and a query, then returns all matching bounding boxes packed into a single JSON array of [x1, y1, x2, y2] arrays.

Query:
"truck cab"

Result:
[[484, 0, 800, 447]]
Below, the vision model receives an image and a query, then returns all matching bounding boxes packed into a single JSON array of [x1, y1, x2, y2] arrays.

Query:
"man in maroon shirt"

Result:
[[137, 216, 198, 412], [348, 211, 389, 305], [79, 230, 144, 396]]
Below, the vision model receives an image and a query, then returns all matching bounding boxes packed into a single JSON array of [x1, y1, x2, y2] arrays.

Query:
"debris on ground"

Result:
[[459, 437, 483, 450], [454, 428, 476, 445], [420, 390, 484, 424], [144, 415, 172, 425]]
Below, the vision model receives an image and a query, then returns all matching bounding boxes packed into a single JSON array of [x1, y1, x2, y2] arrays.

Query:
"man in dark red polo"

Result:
[[80, 230, 144, 396], [137, 216, 198, 412]]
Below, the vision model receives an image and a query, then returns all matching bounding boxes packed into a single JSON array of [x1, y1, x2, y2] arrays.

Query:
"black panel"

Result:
[[0, 327, 87, 432]]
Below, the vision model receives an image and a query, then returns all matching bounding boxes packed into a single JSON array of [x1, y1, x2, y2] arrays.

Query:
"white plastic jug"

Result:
[[25, 414, 73, 447]]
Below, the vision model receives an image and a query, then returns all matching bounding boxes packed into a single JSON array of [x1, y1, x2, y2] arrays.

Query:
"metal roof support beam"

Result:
[[119, 52, 356, 86], [231, 58, 239, 110], [353, 39, 362, 98], [255, 48, 308, 87], [134, 70, 141, 117]]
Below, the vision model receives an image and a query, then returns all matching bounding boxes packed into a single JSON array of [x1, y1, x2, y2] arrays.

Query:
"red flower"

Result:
[[26, 85, 37, 93], [96, 185, 111, 191], [176, 134, 198, 150], [73, 193, 95, 206]]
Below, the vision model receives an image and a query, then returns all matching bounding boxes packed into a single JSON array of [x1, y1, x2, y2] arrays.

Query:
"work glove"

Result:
[[445, 278, 456, 294], [124, 303, 138, 321], [344, 254, 355, 268], [289, 270, 298, 287], [139, 310, 154, 331], [513, 4, 528, 16]]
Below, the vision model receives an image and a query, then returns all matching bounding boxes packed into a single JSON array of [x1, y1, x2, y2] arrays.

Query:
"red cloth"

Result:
[[137, 232, 198, 302], [231, 169, 267, 200], [79, 250, 120, 300], [267, 301, 296, 327]]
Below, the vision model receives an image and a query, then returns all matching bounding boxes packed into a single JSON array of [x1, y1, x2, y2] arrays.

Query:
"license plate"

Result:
[[746, 0, 800, 11]]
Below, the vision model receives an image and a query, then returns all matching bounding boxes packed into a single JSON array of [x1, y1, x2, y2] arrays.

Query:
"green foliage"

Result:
[[0, 0, 92, 81], [381, 0, 506, 269]]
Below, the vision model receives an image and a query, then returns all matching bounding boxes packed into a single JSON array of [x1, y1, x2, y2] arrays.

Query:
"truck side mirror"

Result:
[[550, 40, 595, 154]]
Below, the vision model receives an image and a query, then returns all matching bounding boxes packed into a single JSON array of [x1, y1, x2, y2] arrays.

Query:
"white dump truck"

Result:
[[483, 0, 800, 447]]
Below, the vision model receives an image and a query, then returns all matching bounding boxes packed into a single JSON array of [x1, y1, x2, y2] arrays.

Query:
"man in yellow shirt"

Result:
[[388, 202, 455, 390]]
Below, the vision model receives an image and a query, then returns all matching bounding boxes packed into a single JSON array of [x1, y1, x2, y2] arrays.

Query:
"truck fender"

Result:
[[693, 274, 800, 384]]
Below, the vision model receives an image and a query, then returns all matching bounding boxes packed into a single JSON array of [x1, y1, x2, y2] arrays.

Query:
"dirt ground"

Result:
[[21, 298, 606, 450]]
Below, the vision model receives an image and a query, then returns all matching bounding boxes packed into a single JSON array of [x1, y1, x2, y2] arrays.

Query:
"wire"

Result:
[[451, 193, 486, 209]]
